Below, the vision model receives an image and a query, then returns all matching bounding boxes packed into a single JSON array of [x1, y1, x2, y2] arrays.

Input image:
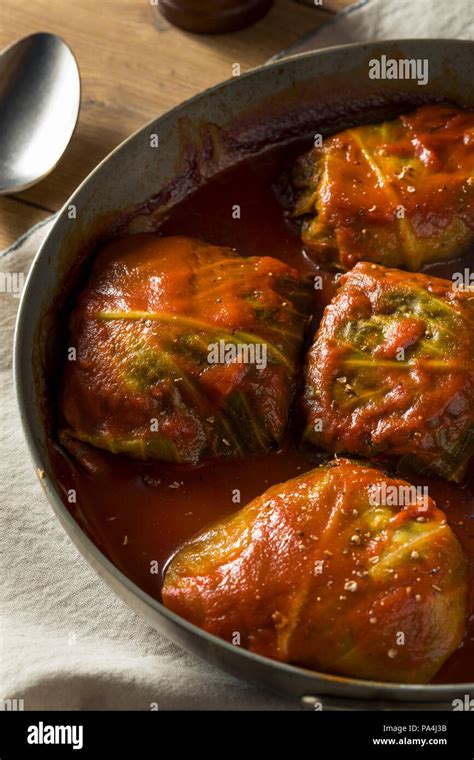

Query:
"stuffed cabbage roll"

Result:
[[292, 105, 474, 270], [162, 459, 467, 684], [60, 235, 311, 464], [303, 262, 474, 481]]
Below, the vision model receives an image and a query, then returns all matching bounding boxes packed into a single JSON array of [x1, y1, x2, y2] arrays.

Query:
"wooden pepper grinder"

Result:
[[158, 0, 274, 35]]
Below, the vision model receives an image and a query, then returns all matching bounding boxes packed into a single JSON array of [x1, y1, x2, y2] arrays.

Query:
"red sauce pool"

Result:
[[49, 139, 474, 685]]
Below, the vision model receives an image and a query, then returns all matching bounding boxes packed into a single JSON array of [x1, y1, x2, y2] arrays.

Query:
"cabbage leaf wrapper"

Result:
[[303, 262, 474, 482], [292, 105, 474, 270], [60, 235, 312, 464], [162, 459, 468, 684]]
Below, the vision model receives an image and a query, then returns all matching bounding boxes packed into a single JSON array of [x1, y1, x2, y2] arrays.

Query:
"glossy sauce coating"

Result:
[[59, 235, 311, 464], [303, 262, 474, 482], [50, 131, 474, 684], [292, 105, 474, 270], [162, 459, 467, 684]]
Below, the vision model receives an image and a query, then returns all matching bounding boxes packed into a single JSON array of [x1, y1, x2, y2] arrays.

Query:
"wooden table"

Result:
[[0, 0, 351, 249]]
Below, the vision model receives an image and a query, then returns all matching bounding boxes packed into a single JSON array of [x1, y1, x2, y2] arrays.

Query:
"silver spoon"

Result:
[[0, 32, 80, 194]]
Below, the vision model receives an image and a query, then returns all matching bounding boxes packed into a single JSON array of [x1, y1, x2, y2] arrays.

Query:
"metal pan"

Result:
[[14, 39, 474, 709]]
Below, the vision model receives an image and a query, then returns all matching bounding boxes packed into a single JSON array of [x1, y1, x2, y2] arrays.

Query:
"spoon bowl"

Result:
[[0, 32, 80, 194]]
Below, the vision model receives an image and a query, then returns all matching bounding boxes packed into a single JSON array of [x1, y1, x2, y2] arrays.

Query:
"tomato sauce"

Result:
[[48, 137, 474, 684]]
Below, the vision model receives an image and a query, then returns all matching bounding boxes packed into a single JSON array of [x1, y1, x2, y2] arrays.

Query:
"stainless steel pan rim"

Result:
[[13, 38, 474, 708]]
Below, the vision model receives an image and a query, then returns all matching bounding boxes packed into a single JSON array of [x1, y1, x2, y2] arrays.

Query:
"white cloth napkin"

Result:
[[275, 0, 474, 59], [2, 0, 473, 710]]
